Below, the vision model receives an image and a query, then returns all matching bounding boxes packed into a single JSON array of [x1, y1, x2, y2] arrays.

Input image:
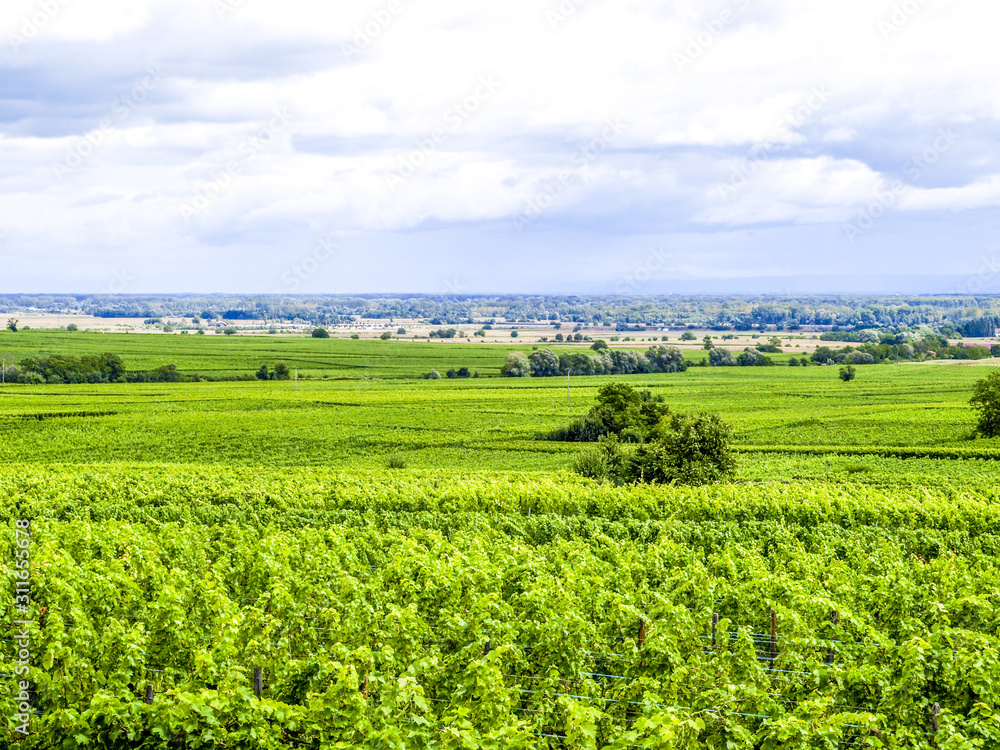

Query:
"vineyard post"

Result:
[[144, 685, 155, 704], [638, 619, 646, 648], [826, 611, 838, 665], [254, 667, 263, 698], [295, 368, 298, 392], [712, 613, 719, 649], [485, 638, 492, 656], [769, 609, 778, 666], [931, 702, 940, 736]]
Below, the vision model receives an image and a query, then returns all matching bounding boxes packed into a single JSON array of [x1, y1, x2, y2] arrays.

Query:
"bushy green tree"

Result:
[[500, 352, 530, 377], [529, 349, 561, 377], [312, 328, 330, 338], [629, 413, 736, 485], [970, 370, 1000, 437], [709, 348, 736, 367], [840, 365, 857, 382]]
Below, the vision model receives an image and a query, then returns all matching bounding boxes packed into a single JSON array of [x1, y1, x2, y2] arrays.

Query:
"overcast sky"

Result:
[[1, 0, 998, 294]]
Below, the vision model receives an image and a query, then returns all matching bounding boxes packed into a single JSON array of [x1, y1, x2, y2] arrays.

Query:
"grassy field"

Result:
[[3, 335, 1000, 746]]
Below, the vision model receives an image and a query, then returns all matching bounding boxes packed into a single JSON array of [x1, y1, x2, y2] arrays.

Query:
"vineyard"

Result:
[[2, 338, 1000, 747]]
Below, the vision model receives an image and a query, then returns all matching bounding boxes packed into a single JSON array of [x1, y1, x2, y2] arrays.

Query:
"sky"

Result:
[[1, 0, 999, 295]]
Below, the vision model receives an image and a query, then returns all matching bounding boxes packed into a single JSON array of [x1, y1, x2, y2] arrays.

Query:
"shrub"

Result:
[[970, 370, 1000, 437], [385, 453, 407, 469], [312, 328, 331, 338], [19, 372, 45, 385], [223, 327, 237, 336], [992, 344, 1000, 358], [351, 334, 360, 340], [380, 332, 392, 340], [425, 370, 441, 380], [397, 327, 406, 335], [66, 324, 79, 331], [456, 367, 471, 378], [591, 340, 608, 351], [572, 437, 627, 482], [510, 331, 518, 338], [255, 365, 270, 381], [840, 365, 857, 382], [680, 331, 696, 341]]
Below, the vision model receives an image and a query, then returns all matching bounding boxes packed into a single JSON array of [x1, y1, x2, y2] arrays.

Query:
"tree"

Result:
[[66, 323, 79, 331], [703, 336, 714, 350], [680, 331, 696, 341], [397, 327, 406, 335], [510, 331, 518, 338], [970, 370, 1000, 437], [839, 365, 856, 382], [590, 340, 608, 352], [224, 327, 237, 336], [736, 348, 773, 366], [380, 332, 392, 340], [256, 365, 270, 381], [709, 348, 736, 367], [529, 349, 561, 377], [312, 328, 330, 338], [630, 412, 736, 485], [273, 363, 290, 380], [500, 352, 530, 377], [644, 345, 686, 373], [7, 319, 18, 333]]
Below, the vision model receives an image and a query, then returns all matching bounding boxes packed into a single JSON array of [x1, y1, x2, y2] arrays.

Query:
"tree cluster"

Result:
[[501, 345, 687, 378], [549, 383, 735, 486]]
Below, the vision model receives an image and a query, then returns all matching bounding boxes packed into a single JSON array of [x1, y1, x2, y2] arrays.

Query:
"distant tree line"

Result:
[[500, 345, 687, 378], [5, 293, 1000, 331]]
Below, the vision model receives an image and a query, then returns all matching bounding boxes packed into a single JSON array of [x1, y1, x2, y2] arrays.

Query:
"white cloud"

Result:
[[1, 0, 999, 291]]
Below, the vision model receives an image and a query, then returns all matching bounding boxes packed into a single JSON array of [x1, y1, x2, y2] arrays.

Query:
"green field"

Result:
[[3, 334, 1000, 747]]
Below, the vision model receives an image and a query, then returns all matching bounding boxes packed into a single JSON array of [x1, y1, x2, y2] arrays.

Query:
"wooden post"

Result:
[[144, 685, 155, 705], [637, 619, 646, 648], [294, 368, 298, 392], [931, 702, 940, 734], [484, 638, 492, 656], [769, 609, 778, 665], [712, 612, 719, 649], [826, 611, 838, 665], [253, 667, 263, 698]]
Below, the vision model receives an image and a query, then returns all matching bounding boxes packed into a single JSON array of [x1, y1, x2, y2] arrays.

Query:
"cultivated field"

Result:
[[2, 333, 1000, 747]]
